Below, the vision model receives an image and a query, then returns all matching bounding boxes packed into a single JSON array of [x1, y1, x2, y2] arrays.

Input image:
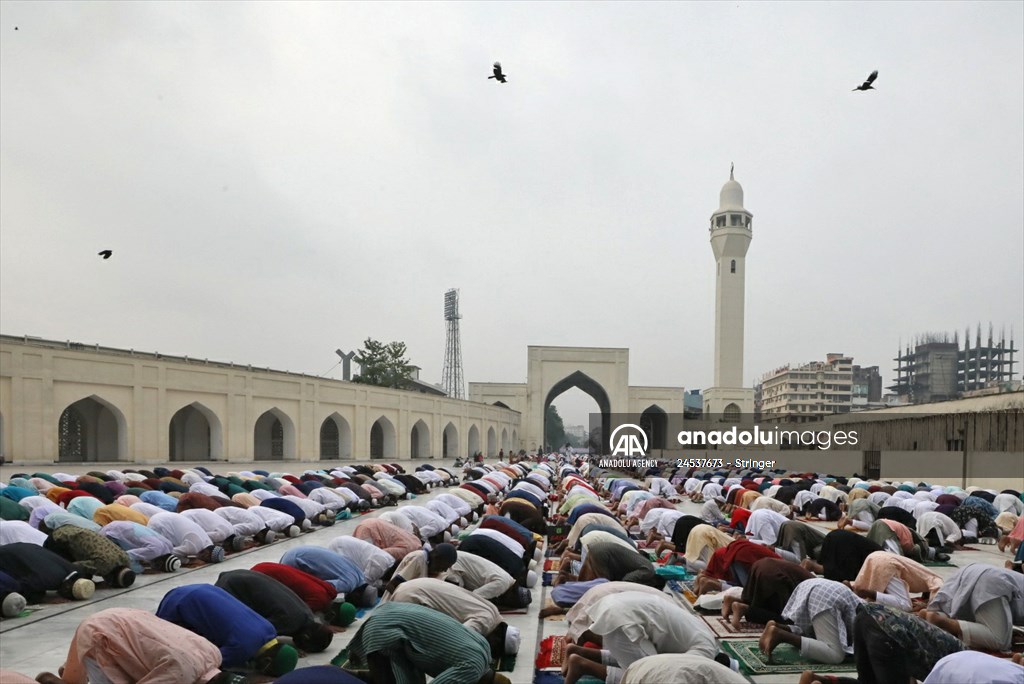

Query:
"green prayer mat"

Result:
[[494, 653, 516, 672], [720, 639, 857, 676]]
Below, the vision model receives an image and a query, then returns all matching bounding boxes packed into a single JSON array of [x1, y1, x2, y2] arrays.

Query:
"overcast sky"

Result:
[[2, 2, 1021, 427]]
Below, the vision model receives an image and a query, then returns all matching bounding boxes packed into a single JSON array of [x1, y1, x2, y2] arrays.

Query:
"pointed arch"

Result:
[[254, 408, 296, 461], [467, 424, 481, 456], [544, 371, 611, 454], [370, 416, 396, 460], [169, 402, 223, 462], [320, 413, 352, 460], [512, 429, 518, 452], [501, 428, 509, 452], [57, 395, 127, 462], [443, 422, 459, 459], [639, 404, 668, 451], [487, 426, 497, 457], [410, 419, 430, 459], [723, 403, 742, 422]]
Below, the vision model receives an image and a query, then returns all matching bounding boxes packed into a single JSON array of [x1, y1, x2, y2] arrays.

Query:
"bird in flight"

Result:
[[488, 62, 507, 84], [98, 250, 113, 259], [853, 70, 878, 91]]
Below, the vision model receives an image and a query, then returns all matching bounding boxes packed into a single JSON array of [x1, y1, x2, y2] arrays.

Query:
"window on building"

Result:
[[716, 216, 726, 227], [730, 260, 736, 273]]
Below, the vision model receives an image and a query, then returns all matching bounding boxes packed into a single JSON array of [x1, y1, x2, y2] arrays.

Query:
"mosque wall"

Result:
[[0, 336, 520, 465]]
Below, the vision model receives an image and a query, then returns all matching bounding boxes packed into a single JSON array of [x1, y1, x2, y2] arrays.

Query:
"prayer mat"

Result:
[[542, 598, 567, 621], [535, 635, 567, 669], [499, 606, 529, 615], [533, 671, 563, 684], [544, 558, 561, 572], [720, 640, 857, 676], [493, 653, 516, 672], [923, 559, 958, 568], [665, 579, 698, 605], [330, 647, 352, 668], [700, 614, 766, 638]]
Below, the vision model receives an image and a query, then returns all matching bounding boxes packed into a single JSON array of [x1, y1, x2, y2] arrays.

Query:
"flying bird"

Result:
[[98, 250, 113, 259], [853, 70, 878, 91], [488, 62, 507, 84]]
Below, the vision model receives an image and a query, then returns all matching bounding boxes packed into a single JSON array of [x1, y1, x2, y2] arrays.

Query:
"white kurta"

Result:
[[390, 577, 502, 635], [329, 536, 396, 583]]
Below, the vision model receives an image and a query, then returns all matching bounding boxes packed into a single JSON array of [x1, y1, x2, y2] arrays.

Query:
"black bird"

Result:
[[488, 62, 507, 84], [853, 70, 878, 91], [98, 250, 113, 259]]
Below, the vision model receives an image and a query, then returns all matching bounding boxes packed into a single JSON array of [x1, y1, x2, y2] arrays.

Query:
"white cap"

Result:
[[504, 625, 521, 654], [526, 570, 538, 588]]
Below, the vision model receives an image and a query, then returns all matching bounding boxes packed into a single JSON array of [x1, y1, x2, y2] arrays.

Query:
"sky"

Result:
[[2, 2, 1022, 428]]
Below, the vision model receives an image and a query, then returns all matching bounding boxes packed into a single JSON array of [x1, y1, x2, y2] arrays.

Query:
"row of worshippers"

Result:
[[335, 460, 564, 683], [3, 460, 538, 683], [540, 458, 1024, 684], [0, 463, 460, 616], [533, 463, 751, 683]]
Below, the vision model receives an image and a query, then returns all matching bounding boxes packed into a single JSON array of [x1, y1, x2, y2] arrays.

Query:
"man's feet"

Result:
[[730, 600, 749, 629], [837, 514, 849, 530], [759, 622, 786, 663]]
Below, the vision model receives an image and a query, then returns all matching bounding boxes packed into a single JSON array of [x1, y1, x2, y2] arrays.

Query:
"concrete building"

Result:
[[703, 166, 754, 418], [757, 353, 854, 423], [890, 328, 1018, 405], [0, 335, 520, 465], [852, 364, 883, 409]]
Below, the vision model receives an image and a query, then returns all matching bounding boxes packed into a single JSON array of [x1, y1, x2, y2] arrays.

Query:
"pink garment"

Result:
[[881, 519, 914, 551], [277, 484, 306, 498], [115, 495, 142, 507], [1010, 514, 1024, 542], [60, 607, 221, 684]]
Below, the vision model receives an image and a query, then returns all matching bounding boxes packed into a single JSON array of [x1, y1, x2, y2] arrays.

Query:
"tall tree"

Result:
[[352, 338, 414, 389], [545, 404, 566, 450]]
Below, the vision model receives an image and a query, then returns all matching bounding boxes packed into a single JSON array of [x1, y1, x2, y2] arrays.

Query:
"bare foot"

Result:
[[539, 605, 565, 619], [758, 621, 792, 663], [837, 515, 848, 529], [731, 601, 748, 629], [998, 536, 1009, 553], [721, 594, 736, 618], [36, 674, 66, 684]]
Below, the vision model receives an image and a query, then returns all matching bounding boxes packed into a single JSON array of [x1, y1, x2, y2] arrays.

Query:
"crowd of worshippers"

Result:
[[0, 459, 561, 683], [533, 459, 1024, 684]]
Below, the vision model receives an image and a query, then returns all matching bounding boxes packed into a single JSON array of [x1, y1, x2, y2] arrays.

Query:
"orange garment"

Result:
[[93, 504, 149, 526]]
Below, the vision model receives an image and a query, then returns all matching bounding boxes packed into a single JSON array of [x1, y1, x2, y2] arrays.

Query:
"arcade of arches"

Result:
[[0, 336, 519, 464]]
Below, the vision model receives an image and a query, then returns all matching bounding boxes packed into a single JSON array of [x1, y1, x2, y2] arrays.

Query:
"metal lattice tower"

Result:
[[441, 289, 464, 399]]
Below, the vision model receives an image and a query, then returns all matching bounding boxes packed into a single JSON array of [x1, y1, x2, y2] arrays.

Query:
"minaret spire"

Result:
[[730, 162, 734, 180]]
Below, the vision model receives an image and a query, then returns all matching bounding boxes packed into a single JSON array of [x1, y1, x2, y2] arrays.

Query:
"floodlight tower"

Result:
[[441, 289, 465, 399]]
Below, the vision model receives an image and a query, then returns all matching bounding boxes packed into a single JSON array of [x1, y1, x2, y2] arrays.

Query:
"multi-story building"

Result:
[[757, 353, 853, 423], [852, 365, 883, 409], [890, 327, 1017, 405]]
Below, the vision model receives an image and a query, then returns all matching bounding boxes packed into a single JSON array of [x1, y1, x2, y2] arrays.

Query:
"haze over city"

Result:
[[2, 2, 1021, 426]]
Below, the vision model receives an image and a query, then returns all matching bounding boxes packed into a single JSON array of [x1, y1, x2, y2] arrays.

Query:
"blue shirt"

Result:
[[140, 490, 179, 512], [280, 546, 366, 593], [156, 584, 276, 667]]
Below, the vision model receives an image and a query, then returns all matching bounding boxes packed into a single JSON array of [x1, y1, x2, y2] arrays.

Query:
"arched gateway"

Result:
[[469, 346, 685, 455]]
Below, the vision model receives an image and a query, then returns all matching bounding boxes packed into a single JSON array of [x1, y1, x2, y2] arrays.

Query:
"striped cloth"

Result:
[[345, 602, 491, 684]]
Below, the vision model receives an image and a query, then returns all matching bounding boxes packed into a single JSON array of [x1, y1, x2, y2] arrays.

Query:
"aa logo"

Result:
[[609, 424, 648, 457]]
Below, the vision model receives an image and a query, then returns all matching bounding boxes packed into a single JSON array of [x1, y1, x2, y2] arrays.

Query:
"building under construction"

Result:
[[890, 326, 1017, 404]]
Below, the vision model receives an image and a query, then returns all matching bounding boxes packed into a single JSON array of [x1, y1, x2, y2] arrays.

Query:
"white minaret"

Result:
[[704, 165, 755, 418]]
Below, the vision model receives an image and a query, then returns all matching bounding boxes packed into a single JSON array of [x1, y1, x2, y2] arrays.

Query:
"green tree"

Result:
[[352, 338, 414, 389], [545, 404, 567, 450]]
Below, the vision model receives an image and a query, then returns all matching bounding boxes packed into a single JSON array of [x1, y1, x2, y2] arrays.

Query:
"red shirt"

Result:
[[250, 562, 337, 611]]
